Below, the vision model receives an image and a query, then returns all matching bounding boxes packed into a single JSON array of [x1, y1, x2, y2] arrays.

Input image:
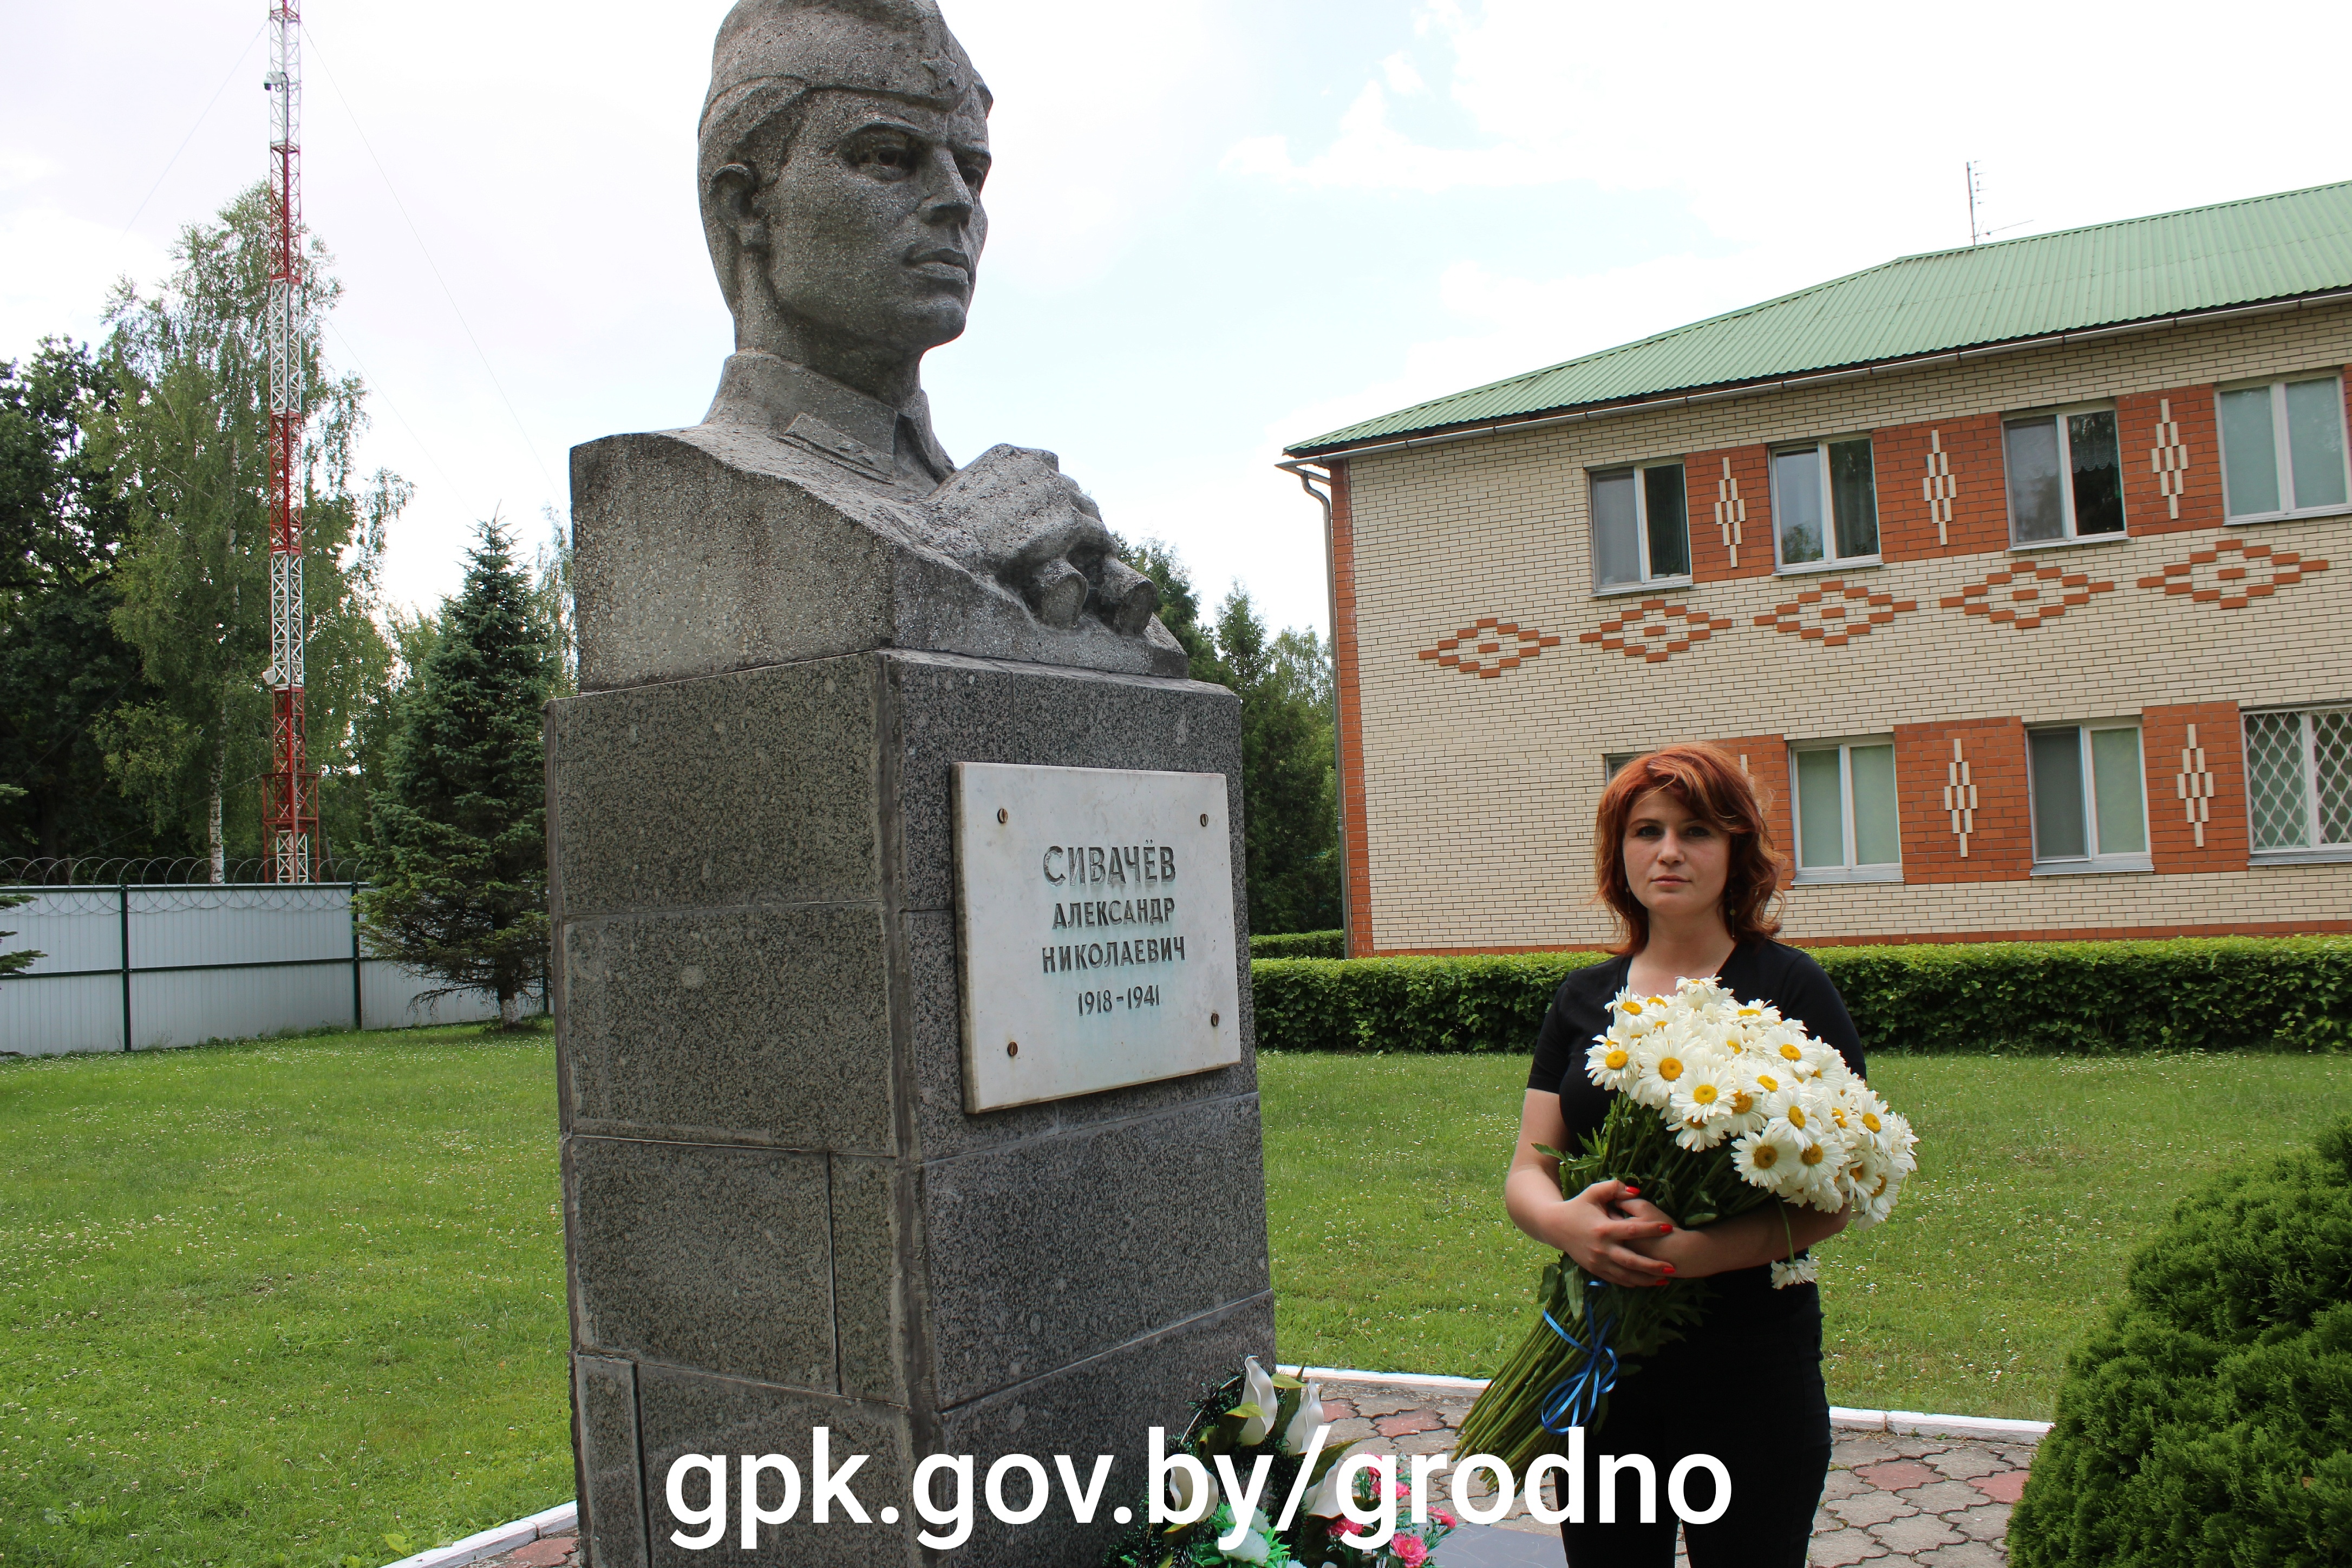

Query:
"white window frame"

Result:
[[1769, 436, 1882, 574], [2003, 401, 2129, 550], [1588, 461, 1693, 594], [2216, 373, 2352, 525], [2244, 704, 2352, 866], [1788, 737, 1903, 884], [2027, 721, 2153, 874]]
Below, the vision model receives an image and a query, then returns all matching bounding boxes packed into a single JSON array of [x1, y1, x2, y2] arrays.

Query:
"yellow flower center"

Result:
[[1657, 1056, 1684, 1082], [1862, 1112, 1881, 1132], [1801, 1144, 1826, 1166], [1756, 1074, 1779, 1093], [1730, 1091, 1755, 1115], [1622, 999, 1644, 1016], [1693, 1083, 1719, 1105], [1872, 1175, 1888, 1196], [1779, 1042, 1803, 1062], [1750, 1143, 1779, 1169], [1832, 1108, 1848, 1128], [1684, 1114, 1707, 1129], [1738, 1007, 1761, 1017], [1605, 1048, 1630, 1070], [1787, 1106, 1807, 1129]]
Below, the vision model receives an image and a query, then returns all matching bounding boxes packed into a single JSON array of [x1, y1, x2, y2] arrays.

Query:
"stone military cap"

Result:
[[699, 0, 991, 171]]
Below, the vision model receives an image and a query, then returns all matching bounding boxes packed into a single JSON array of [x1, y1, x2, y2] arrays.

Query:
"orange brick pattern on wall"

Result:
[[1894, 717, 2033, 883], [2141, 702, 2249, 874], [2118, 385, 2222, 536], [1333, 306, 2352, 953], [1872, 413, 2007, 560], [1686, 447, 1776, 582], [1328, 459, 1376, 957]]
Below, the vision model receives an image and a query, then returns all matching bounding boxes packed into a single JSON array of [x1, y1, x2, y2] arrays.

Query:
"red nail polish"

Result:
[[1625, 1185, 1641, 1195], [1661, 1264, 1675, 1273], [1658, 1224, 1672, 1233]]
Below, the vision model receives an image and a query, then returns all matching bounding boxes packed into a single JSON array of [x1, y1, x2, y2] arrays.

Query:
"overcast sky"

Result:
[[5, 0, 2348, 638]]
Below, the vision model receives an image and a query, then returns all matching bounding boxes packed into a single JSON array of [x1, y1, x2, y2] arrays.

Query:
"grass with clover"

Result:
[[1259, 1049, 2352, 1421], [0, 1025, 570, 1568], [2, 1027, 2346, 1568]]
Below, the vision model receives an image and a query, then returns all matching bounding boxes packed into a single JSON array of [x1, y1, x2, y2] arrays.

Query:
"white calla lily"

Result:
[[1281, 1380, 1325, 1454], [1302, 1445, 1366, 1517], [1238, 1357, 1278, 1446]]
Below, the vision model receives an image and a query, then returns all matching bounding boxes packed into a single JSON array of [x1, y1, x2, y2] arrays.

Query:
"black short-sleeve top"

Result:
[[1526, 940, 1867, 1363]]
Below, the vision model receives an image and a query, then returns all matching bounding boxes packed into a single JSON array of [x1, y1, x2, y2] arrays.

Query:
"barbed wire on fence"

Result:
[[0, 854, 361, 889]]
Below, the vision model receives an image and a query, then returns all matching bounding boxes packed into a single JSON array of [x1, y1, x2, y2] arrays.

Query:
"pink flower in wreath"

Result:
[[1393, 1536, 1429, 1566], [1431, 1510, 1457, 1528]]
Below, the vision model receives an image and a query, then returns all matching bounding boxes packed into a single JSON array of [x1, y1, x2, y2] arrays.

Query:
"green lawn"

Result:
[[2, 1033, 2344, 1567], [0, 1028, 570, 1568], [1260, 1050, 2352, 1419]]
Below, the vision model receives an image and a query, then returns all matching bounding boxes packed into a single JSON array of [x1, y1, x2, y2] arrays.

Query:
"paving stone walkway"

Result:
[[461, 1377, 2035, 1568]]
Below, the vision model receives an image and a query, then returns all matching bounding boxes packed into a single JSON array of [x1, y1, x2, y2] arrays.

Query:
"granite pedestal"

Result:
[[548, 649, 1273, 1566]]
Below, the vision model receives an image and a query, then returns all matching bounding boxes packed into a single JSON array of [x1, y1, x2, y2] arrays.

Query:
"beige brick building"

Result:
[[1283, 182, 2352, 954]]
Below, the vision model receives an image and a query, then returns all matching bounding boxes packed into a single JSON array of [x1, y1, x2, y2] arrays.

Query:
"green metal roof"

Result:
[[1288, 179, 2352, 456]]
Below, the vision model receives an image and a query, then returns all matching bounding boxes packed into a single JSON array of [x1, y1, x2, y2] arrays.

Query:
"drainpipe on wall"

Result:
[[1275, 458, 1350, 960]]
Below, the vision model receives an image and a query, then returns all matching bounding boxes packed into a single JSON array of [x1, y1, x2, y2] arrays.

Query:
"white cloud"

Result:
[[0, 207, 167, 356], [1380, 51, 1426, 95], [0, 148, 57, 192], [1222, 81, 1533, 193]]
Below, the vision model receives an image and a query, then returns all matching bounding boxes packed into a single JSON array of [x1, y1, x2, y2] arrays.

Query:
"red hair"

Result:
[[1593, 743, 1787, 956]]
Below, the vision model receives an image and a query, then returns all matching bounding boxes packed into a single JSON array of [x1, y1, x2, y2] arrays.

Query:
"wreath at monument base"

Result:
[[1099, 1360, 1457, 1568]]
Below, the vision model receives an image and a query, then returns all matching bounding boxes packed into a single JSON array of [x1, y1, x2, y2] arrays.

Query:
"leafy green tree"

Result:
[[1115, 536, 1343, 935], [1118, 535, 1225, 684], [1214, 589, 1342, 935], [93, 184, 404, 879], [0, 342, 179, 864], [359, 517, 555, 1027]]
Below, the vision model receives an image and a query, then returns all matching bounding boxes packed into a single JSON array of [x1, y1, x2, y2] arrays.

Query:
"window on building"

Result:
[[1790, 740, 1902, 881], [2029, 723, 2149, 870], [1603, 750, 1647, 782], [2218, 375, 2351, 522], [2244, 707, 2352, 859], [1590, 463, 1691, 589], [1770, 439, 1879, 569], [2004, 408, 2125, 544]]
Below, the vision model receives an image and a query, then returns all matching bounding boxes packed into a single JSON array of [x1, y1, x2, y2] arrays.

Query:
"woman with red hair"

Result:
[[1504, 742, 1864, 1567]]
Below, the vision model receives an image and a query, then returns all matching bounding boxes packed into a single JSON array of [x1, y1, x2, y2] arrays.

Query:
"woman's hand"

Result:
[[1544, 1179, 1678, 1289], [1619, 1199, 1857, 1279]]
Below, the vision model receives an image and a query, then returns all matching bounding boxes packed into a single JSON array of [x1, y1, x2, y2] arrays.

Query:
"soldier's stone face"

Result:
[[756, 90, 991, 360]]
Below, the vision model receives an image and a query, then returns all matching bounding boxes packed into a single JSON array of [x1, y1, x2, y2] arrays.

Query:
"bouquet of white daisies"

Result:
[[1456, 976, 1918, 1473]]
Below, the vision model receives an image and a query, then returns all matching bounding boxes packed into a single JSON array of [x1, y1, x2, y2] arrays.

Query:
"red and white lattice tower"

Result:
[[262, 2, 315, 882]]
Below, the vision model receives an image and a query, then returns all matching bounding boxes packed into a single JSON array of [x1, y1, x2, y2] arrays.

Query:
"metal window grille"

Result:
[[2244, 708, 2352, 851]]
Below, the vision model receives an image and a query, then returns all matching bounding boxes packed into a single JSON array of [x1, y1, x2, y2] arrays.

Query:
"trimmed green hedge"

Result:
[[2009, 1116, 2352, 1566], [1249, 937, 2352, 1054], [1248, 929, 1346, 960]]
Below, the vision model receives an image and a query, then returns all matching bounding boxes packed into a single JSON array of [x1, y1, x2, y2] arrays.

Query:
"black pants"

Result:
[[1553, 1349, 1831, 1568]]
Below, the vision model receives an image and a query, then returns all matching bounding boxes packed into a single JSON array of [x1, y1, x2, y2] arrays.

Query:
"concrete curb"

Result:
[[1292, 1366, 2054, 1441], [382, 1501, 576, 1568]]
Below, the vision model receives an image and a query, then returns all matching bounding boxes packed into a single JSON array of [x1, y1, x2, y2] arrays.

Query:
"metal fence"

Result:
[[0, 881, 508, 1056]]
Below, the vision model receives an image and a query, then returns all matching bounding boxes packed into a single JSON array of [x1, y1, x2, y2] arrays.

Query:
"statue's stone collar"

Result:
[[702, 351, 956, 492]]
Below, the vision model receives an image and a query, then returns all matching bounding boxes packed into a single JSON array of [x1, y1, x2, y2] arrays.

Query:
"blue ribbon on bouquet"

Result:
[[1536, 1282, 1618, 1434]]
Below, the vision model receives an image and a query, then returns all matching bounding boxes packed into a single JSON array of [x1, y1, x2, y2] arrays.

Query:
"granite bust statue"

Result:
[[569, 0, 1182, 687], [698, 0, 1168, 635]]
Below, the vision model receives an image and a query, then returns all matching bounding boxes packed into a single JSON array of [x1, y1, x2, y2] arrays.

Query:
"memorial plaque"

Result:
[[953, 761, 1242, 1111]]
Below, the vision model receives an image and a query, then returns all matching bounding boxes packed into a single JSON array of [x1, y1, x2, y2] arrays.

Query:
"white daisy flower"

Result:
[[1733, 1121, 1807, 1195], [1769, 1255, 1820, 1289], [1584, 1034, 1639, 1092]]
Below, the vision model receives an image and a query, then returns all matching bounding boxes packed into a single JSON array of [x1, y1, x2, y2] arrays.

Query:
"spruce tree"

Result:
[[360, 518, 553, 1027]]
